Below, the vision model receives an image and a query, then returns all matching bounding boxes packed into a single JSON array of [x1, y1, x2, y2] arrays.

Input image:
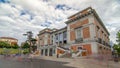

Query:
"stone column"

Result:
[[55, 46, 57, 56], [53, 48, 55, 56], [43, 49, 45, 56], [67, 25, 70, 43], [62, 32, 64, 44], [58, 33, 60, 46], [53, 34, 55, 45]]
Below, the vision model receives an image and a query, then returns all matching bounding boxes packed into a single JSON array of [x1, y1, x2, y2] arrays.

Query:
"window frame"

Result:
[[75, 27, 83, 39]]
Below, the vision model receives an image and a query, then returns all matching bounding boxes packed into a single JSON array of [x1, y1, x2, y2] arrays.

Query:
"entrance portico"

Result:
[[40, 45, 56, 56]]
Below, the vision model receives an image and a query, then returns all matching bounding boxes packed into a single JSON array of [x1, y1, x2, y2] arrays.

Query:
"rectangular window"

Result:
[[55, 34, 58, 42], [97, 26, 100, 38], [59, 33, 63, 41], [55, 34, 58, 40], [76, 28, 82, 39], [103, 33, 105, 41], [63, 31, 67, 41], [51, 35, 53, 44]]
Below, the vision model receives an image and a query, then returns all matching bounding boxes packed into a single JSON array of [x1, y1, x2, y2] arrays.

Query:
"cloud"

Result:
[[0, 0, 120, 45], [0, 16, 15, 23]]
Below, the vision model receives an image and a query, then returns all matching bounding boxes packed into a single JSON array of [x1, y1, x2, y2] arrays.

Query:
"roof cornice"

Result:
[[65, 10, 93, 24], [65, 9, 110, 35]]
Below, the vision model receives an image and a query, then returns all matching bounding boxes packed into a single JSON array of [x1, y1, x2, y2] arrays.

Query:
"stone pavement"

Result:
[[0, 55, 75, 68], [0, 55, 120, 68], [35, 56, 120, 68]]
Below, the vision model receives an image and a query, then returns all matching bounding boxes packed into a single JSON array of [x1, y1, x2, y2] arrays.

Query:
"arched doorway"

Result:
[[45, 49, 48, 56], [49, 48, 53, 56], [41, 49, 43, 55]]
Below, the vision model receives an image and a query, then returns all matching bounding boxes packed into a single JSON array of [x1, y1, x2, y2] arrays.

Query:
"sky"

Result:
[[0, 0, 120, 45]]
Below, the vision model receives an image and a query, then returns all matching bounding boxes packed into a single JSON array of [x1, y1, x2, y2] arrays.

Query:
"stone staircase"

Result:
[[57, 46, 72, 58], [60, 52, 72, 58]]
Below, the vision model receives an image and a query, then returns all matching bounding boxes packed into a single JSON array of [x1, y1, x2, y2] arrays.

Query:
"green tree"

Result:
[[0, 41, 5, 48], [31, 38, 37, 45], [113, 30, 120, 55], [21, 42, 30, 49], [113, 44, 120, 54], [116, 30, 120, 45], [11, 44, 19, 49], [0, 41, 10, 48]]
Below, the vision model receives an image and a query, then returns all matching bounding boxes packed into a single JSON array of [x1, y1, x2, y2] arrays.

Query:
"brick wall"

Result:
[[70, 31, 76, 41], [94, 18, 109, 43], [57, 49, 65, 54], [70, 19, 88, 29], [83, 44, 92, 55], [69, 19, 89, 41], [83, 27, 90, 39]]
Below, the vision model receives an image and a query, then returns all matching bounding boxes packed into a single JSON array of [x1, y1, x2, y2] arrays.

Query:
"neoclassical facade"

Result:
[[37, 7, 111, 57]]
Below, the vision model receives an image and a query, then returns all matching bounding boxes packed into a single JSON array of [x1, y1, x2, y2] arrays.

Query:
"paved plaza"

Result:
[[0, 55, 120, 68], [36, 56, 120, 68]]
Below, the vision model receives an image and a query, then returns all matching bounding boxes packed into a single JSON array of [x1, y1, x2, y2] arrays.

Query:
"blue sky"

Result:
[[0, 0, 120, 45]]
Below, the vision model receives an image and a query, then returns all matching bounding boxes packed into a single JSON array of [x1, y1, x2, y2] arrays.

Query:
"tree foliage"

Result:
[[0, 41, 19, 49], [31, 38, 37, 45], [0, 41, 10, 48], [113, 30, 120, 55], [113, 44, 120, 54], [116, 31, 120, 45], [31, 38, 37, 41], [21, 42, 30, 49], [11, 44, 19, 49]]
